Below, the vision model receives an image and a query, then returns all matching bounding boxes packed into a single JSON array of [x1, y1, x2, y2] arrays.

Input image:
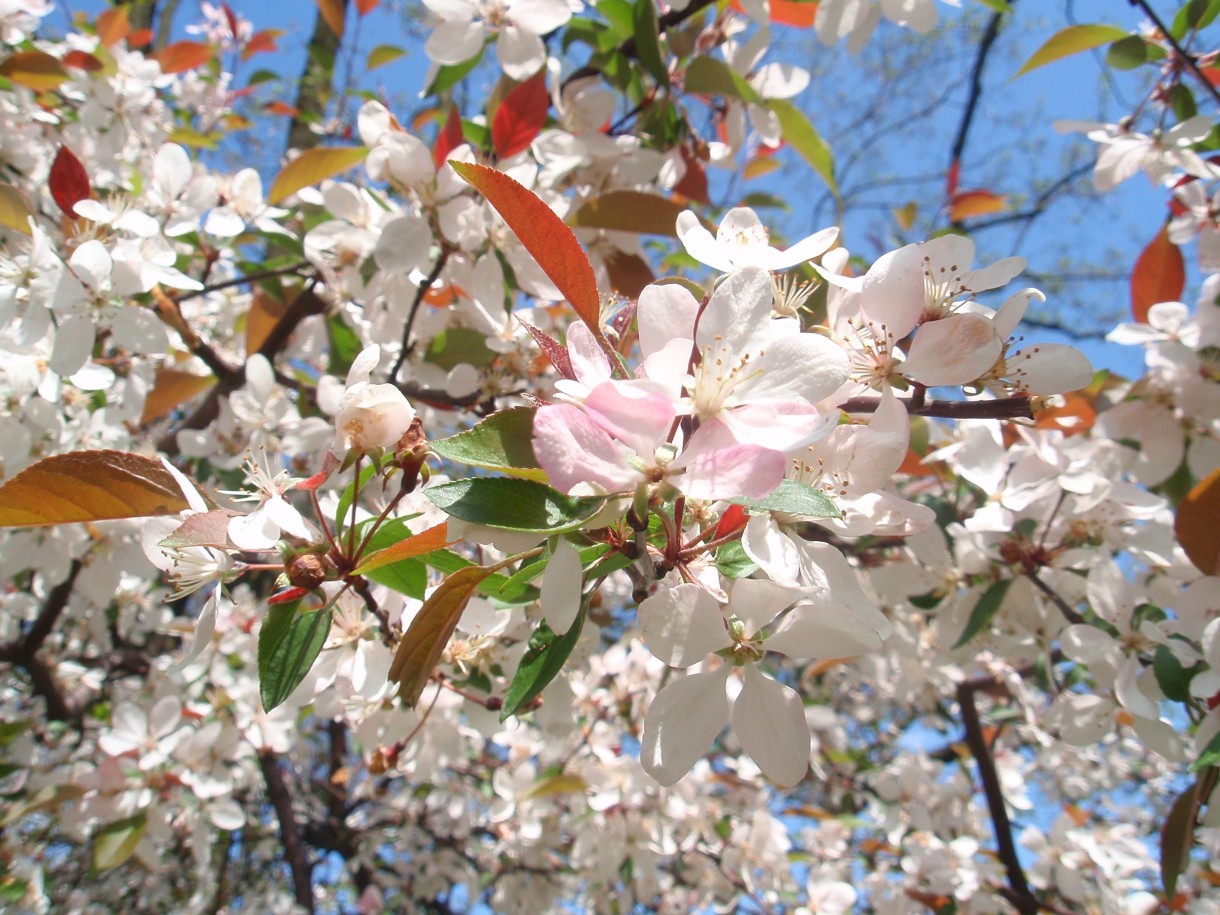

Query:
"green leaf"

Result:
[[766, 99, 837, 199], [1191, 729, 1220, 772], [972, 0, 1011, 11], [685, 55, 763, 105], [0, 720, 31, 745], [367, 44, 406, 71], [421, 548, 537, 602], [1161, 778, 1203, 897], [1172, 0, 1220, 39], [1105, 35, 1151, 70], [953, 578, 1014, 649], [1153, 643, 1197, 703], [430, 408, 546, 481], [494, 542, 611, 598], [92, 813, 147, 873], [632, 0, 668, 85], [425, 478, 605, 533], [733, 479, 840, 519], [258, 601, 334, 712], [716, 539, 759, 579], [1013, 24, 1130, 78], [425, 51, 483, 96], [598, 0, 636, 38], [424, 326, 497, 371], [501, 601, 587, 720], [327, 312, 362, 377], [1170, 83, 1199, 122]]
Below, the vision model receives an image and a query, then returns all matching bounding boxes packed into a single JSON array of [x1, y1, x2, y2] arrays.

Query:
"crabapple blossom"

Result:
[[333, 345, 416, 454]]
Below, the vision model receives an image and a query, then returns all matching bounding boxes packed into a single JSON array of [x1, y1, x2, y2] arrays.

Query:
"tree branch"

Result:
[[258, 750, 316, 913], [0, 560, 84, 723], [1126, 0, 1220, 110], [838, 394, 1035, 420]]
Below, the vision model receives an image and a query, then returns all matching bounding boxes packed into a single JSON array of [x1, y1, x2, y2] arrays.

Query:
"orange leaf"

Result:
[[245, 289, 288, 353], [140, 368, 216, 424], [389, 564, 495, 707], [1176, 467, 1220, 575], [155, 41, 214, 74], [1131, 223, 1185, 323], [0, 451, 192, 527], [317, 0, 346, 38], [1034, 391, 1096, 436], [353, 523, 452, 575], [96, 6, 130, 47], [0, 184, 34, 235], [265, 101, 299, 117], [242, 28, 282, 60], [356, 0, 380, 14], [449, 161, 602, 333], [949, 189, 1007, 221], [128, 28, 153, 48], [767, 0, 817, 27], [492, 69, 549, 159], [744, 155, 782, 180], [0, 51, 70, 92]]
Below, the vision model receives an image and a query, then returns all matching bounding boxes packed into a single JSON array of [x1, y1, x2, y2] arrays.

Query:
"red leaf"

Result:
[[492, 69, 550, 160], [298, 453, 340, 492], [715, 504, 748, 539], [268, 586, 309, 605], [62, 50, 104, 72], [155, 41, 214, 74], [946, 158, 961, 199], [96, 7, 130, 47], [671, 146, 709, 204], [242, 29, 281, 61], [128, 28, 153, 48], [449, 162, 603, 335], [434, 105, 465, 170], [49, 147, 90, 219], [356, 0, 380, 13], [519, 319, 576, 380], [221, 2, 239, 38], [1131, 223, 1184, 323]]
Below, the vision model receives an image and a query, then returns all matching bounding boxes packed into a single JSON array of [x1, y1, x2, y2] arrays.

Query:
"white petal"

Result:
[[640, 665, 731, 786], [171, 590, 219, 671], [374, 215, 432, 275], [111, 305, 170, 356], [540, 537, 583, 633], [638, 583, 730, 667], [732, 665, 809, 786], [766, 599, 884, 659], [725, 577, 798, 638], [900, 313, 1000, 386], [497, 23, 546, 81], [208, 797, 247, 831], [677, 210, 734, 273], [50, 313, 96, 377], [637, 282, 699, 359]]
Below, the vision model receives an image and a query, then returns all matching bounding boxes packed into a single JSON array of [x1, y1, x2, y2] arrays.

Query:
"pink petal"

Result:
[[532, 404, 639, 494]]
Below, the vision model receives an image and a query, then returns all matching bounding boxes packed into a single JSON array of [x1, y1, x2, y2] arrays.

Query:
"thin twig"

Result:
[[391, 250, 450, 383], [838, 394, 1035, 420], [257, 750, 316, 913], [1127, 0, 1220, 110]]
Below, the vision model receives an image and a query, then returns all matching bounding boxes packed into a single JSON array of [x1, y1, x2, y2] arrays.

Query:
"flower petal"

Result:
[[638, 583, 730, 667], [540, 537, 583, 633], [732, 665, 809, 787], [641, 665, 731, 786]]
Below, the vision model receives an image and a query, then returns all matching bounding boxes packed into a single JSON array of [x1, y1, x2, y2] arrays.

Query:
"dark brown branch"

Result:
[[1126, 0, 1220, 110], [957, 676, 1039, 914], [390, 250, 450, 383], [258, 750, 316, 913], [174, 261, 313, 304], [0, 560, 84, 723], [838, 394, 1034, 420], [948, 5, 1009, 178], [1026, 572, 1086, 626]]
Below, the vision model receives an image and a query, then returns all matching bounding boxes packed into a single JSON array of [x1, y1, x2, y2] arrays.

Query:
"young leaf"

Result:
[[0, 51, 70, 91], [568, 190, 686, 236], [258, 601, 334, 712], [1013, 24, 1129, 78], [0, 184, 33, 235], [49, 147, 91, 218], [732, 479, 840, 519], [1161, 778, 1202, 898], [684, 56, 763, 105], [519, 320, 576, 379], [501, 602, 587, 721], [430, 408, 546, 481], [1153, 643, 1196, 703], [354, 522, 453, 575], [767, 99, 837, 199], [389, 564, 496, 707], [434, 105, 466, 169], [96, 6, 131, 47], [1175, 466, 1220, 575], [1131, 224, 1184, 323], [267, 145, 370, 204], [367, 44, 405, 71], [425, 478, 605, 532], [953, 578, 1014, 648], [492, 69, 550, 159], [632, 0, 668, 85], [92, 813, 147, 873], [949, 189, 1007, 222], [0, 451, 192, 527], [448, 161, 603, 335]]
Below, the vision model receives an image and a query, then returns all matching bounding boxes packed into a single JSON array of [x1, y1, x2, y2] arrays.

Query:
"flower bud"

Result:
[[335, 382, 415, 454]]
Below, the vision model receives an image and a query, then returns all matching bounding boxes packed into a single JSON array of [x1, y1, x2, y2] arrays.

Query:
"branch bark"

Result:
[[838, 394, 1035, 421], [285, 0, 350, 152], [258, 749, 316, 913]]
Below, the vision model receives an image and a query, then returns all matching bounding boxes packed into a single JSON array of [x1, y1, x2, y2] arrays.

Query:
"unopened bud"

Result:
[[286, 552, 332, 591], [395, 417, 429, 494]]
